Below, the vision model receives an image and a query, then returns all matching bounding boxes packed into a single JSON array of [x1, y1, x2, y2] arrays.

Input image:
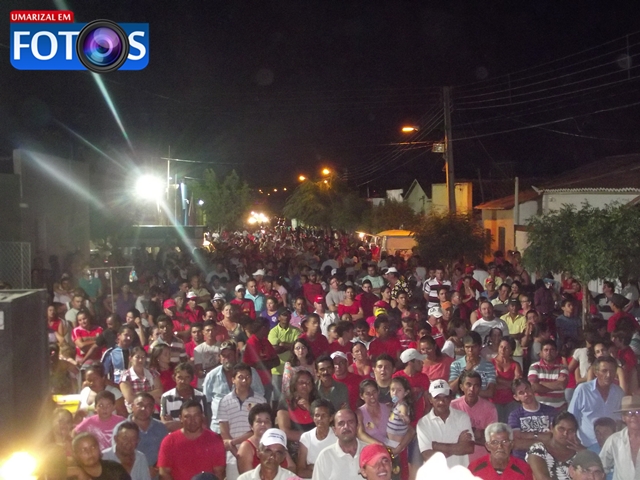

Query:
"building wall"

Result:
[[432, 182, 473, 213], [543, 192, 638, 213], [481, 199, 539, 254], [404, 183, 431, 215], [13, 149, 90, 262]]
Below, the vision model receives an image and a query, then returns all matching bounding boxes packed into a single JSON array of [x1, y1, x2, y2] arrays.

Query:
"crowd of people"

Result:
[[41, 228, 640, 480]]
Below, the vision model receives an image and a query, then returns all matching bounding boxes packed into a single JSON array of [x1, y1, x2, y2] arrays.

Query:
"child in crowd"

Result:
[[73, 390, 126, 450]]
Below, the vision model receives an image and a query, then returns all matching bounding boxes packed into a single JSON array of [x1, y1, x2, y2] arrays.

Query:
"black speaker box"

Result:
[[0, 289, 49, 455]]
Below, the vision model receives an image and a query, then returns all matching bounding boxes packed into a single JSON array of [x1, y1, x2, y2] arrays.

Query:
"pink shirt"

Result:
[[73, 414, 126, 450], [451, 397, 498, 463]]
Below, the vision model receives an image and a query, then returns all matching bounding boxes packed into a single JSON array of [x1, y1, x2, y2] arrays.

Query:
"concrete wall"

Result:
[[13, 149, 90, 262], [432, 182, 473, 214], [404, 183, 431, 216], [543, 192, 638, 213], [481, 199, 539, 254]]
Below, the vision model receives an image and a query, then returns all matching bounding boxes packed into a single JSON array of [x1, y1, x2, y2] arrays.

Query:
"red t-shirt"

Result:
[[468, 455, 533, 480], [158, 429, 225, 480], [302, 283, 324, 312], [242, 335, 278, 385], [368, 336, 402, 361], [299, 333, 330, 359], [618, 346, 636, 373], [72, 325, 104, 360], [334, 372, 364, 410], [392, 370, 430, 426], [337, 300, 361, 317], [356, 292, 378, 318], [607, 311, 635, 333], [183, 305, 204, 324], [328, 341, 354, 363], [230, 298, 256, 319]]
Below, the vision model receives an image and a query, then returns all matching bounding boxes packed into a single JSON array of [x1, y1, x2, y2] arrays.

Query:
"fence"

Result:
[[0, 242, 31, 289]]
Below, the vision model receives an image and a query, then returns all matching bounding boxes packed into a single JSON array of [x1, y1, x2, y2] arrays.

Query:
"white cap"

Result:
[[330, 351, 349, 361], [428, 306, 443, 318], [400, 348, 427, 363], [235, 284, 246, 292], [213, 293, 225, 301], [253, 269, 266, 277], [261, 428, 287, 448], [331, 268, 338, 276], [385, 267, 398, 274], [186, 291, 197, 299], [428, 379, 452, 397]]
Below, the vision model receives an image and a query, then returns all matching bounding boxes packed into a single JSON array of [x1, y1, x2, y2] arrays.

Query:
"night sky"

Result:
[[2, 1, 640, 203]]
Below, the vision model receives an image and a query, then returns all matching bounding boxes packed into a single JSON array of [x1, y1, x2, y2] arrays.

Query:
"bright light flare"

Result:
[[402, 126, 419, 133], [248, 217, 257, 225], [321, 168, 331, 176], [135, 175, 165, 202], [198, 199, 204, 206], [298, 175, 307, 182], [0, 452, 38, 480]]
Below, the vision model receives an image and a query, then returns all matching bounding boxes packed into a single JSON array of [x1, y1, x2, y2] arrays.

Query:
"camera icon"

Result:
[[76, 19, 130, 73]]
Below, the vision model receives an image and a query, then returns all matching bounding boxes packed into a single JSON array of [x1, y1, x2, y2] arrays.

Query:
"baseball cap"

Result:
[[213, 293, 225, 302], [440, 301, 452, 310], [186, 291, 198, 299], [428, 379, 451, 397], [220, 340, 237, 352], [571, 450, 603, 470], [253, 269, 265, 277], [331, 268, 338, 276], [330, 351, 349, 361], [400, 348, 427, 363], [235, 284, 246, 292], [428, 306, 443, 318], [163, 299, 176, 309], [261, 428, 287, 448], [359, 444, 391, 469], [465, 266, 475, 275], [385, 267, 398, 274], [278, 307, 292, 316], [610, 293, 629, 309], [314, 295, 324, 304]]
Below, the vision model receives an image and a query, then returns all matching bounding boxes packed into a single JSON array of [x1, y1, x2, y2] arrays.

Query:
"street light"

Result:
[[135, 174, 165, 202], [321, 168, 331, 176], [298, 175, 307, 182], [401, 126, 419, 133]]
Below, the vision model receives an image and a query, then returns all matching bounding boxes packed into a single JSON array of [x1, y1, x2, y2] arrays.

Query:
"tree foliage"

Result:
[[523, 202, 640, 283], [192, 169, 252, 231], [413, 212, 490, 270], [282, 177, 367, 230], [361, 200, 423, 233]]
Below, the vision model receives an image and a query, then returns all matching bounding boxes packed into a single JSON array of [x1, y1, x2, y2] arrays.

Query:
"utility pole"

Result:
[[443, 86, 456, 213]]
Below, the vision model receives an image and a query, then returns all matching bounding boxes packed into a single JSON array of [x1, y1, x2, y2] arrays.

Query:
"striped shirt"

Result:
[[216, 389, 267, 439], [527, 360, 569, 409], [423, 279, 451, 308], [449, 357, 497, 391], [160, 387, 209, 420]]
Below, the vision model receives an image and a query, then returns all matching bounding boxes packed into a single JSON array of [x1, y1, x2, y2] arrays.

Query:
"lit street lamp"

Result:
[[401, 126, 419, 133]]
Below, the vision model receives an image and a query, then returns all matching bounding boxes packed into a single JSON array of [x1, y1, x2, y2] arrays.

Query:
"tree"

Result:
[[192, 169, 252, 231], [523, 202, 640, 323], [361, 200, 422, 233], [413, 212, 490, 272]]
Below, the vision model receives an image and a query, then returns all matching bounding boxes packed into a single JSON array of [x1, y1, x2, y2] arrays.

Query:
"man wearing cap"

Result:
[[315, 354, 349, 410], [451, 370, 499, 462], [158, 400, 226, 480], [568, 356, 623, 447], [325, 276, 346, 313], [203, 340, 265, 433], [246, 279, 266, 315], [358, 444, 392, 480], [312, 409, 365, 480], [385, 268, 411, 300], [600, 395, 640, 480], [449, 332, 497, 399], [252, 269, 266, 290], [268, 309, 301, 403], [569, 450, 607, 480], [237, 428, 295, 480], [472, 301, 509, 341], [499, 299, 527, 365], [394, 349, 431, 425], [416, 379, 474, 467], [183, 291, 205, 324], [468, 422, 533, 480], [424, 266, 451, 309], [426, 306, 447, 348], [232, 285, 257, 319], [332, 351, 363, 410]]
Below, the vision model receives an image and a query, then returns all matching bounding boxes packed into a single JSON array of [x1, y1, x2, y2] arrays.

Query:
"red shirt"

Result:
[[158, 429, 226, 480], [468, 455, 533, 480], [392, 369, 430, 426], [607, 311, 635, 333], [72, 325, 104, 360], [328, 341, 353, 363], [302, 283, 324, 312], [618, 346, 636, 372], [183, 305, 204, 324], [242, 335, 279, 385], [299, 332, 330, 359], [230, 298, 256, 319], [333, 372, 363, 410], [356, 292, 378, 318], [368, 336, 402, 361], [337, 300, 361, 317], [184, 340, 198, 359]]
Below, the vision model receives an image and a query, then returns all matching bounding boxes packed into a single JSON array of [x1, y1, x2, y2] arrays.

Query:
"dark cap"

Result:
[[610, 293, 629, 309], [571, 450, 603, 470], [277, 307, 292, 316]]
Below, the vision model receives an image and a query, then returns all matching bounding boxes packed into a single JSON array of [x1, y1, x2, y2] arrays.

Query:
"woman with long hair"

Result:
[[119, 346, 163, 411], [418, 335, 454, 382], [282, 338, 316, 394], [491, 337, 522, 423], [350, 341, 373, 377], [148, 344, 175, 393], [221, 303, 245, 349], [337, 286, 364, 321], [356, 380, 390, 445], [276, 370, 318, 456], [568, 330, 600, 386], [481, 327, 504, 361]]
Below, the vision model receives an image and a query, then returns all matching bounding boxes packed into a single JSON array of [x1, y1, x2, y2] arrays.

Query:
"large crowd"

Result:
[[40, 228, 640, 480]]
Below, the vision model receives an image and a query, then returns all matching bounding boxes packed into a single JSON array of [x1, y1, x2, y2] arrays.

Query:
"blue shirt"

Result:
[[202, 364, 265, 433], [101, 346, 130, 384], [449, 357, 497, 390], [568, 379, 623, 446], [114, 417, 168, 469], [245, 291, 266, 313]]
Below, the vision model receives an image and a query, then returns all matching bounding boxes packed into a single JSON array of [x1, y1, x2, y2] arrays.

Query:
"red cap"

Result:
[[163, 299, 176, 309], [314, 295, 324, 304], [465, 266, 475, 274], [373, 300, 387, 308], [359, 444, 390, 468]]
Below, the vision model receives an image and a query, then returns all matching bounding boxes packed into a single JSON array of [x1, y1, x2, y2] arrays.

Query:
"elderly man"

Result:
[[468, 423, 533, 480], [358, 444, 393, 480], [312, 409, 365, 480], [237, 428, 296, 480], [416, 379, 474, 468], [203, 340, 265, 433], [600, 395, 640, 480], [158, 400, 226, 480], [570, 450, 607, 480], [568, 356, 623, 446], [102, 421, 151, 480]]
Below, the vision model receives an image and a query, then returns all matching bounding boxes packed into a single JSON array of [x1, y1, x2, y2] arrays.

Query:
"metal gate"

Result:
[[0, 242, 31, 289]]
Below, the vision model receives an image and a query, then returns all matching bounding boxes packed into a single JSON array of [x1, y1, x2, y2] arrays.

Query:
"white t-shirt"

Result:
[[572, 347, 590, 378], [79, 385, 123, 414], [417, 408, 473, 468], [471, 318, 509, 341], [300, 427, 338, 467]]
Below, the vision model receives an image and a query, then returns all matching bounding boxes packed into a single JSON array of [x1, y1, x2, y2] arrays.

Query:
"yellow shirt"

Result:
[[500, 312, 526, 357]]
